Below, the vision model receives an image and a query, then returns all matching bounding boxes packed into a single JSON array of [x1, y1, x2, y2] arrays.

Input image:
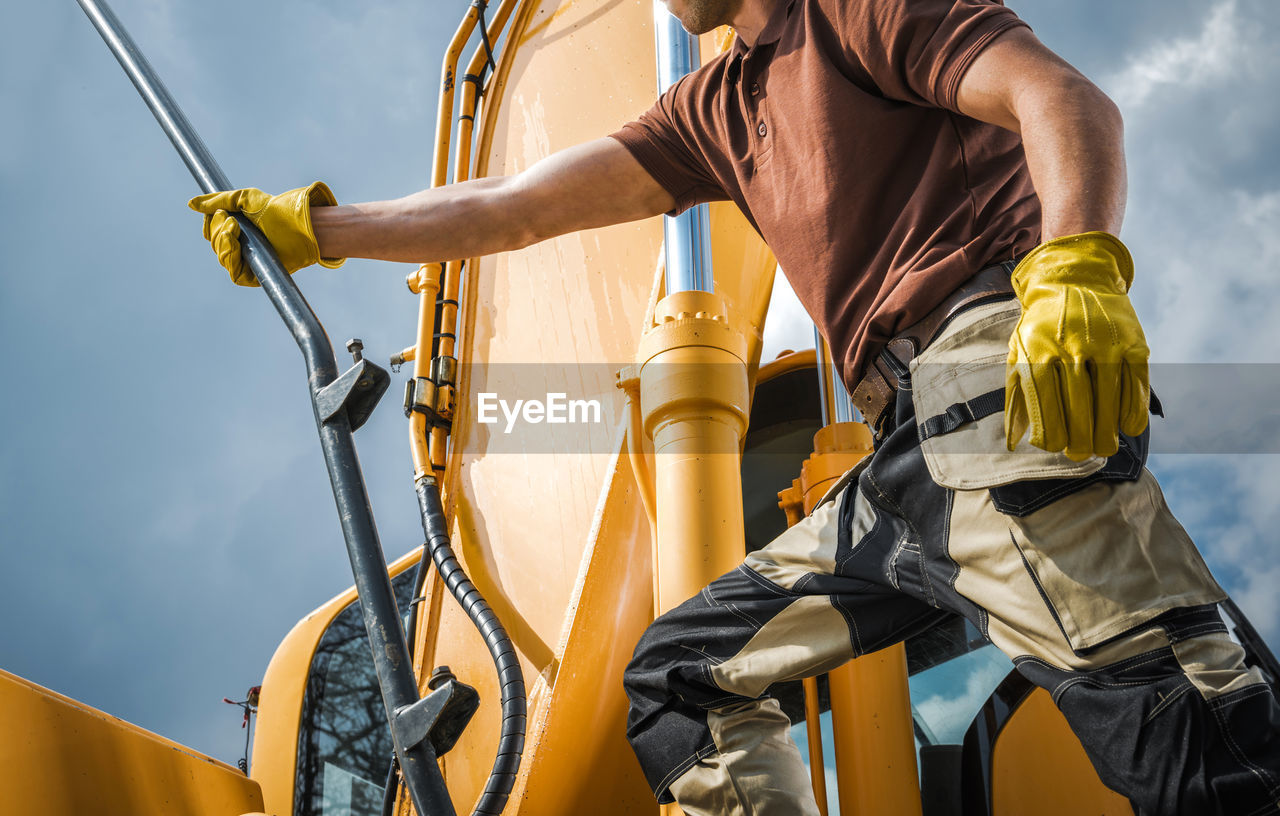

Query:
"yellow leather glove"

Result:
[[1005, 231, 1150, 460], [188, 182, 344, 286]]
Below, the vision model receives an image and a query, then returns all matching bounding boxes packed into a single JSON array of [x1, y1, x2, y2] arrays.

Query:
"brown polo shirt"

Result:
[[611, 0, 1041, 387]]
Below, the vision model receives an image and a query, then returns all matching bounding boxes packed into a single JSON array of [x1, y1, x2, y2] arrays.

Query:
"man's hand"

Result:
[[189, 182, 344, 286], [1005, 232, 1150, 460]]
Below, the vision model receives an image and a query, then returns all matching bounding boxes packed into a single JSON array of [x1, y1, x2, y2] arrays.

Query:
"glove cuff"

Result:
[[301, 181, 345, 269], [1011, 231, 1134, 296]]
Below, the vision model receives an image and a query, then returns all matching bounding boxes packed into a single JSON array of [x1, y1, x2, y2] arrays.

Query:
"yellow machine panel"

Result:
[[0, 668, 263, 815], [419, 0, 667, 809], [992, 688, 1133, 816]]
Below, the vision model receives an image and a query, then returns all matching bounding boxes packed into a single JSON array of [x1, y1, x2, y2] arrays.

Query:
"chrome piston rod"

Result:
[[653, 1, 714, 294]]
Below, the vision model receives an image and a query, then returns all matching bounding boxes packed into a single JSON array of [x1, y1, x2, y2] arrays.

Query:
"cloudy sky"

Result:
[[2, 0, 1277, 771]]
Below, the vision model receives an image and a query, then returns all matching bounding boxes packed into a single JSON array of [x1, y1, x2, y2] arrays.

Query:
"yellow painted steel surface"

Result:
[[0, 668, 263, 815], [992, 688, 1134, 816], [251, 550, 422, 816], [801, 675, 830, 816], [401, 3, 779, 812], [827, 646, 923, 816], [413, 0, 668, 810]]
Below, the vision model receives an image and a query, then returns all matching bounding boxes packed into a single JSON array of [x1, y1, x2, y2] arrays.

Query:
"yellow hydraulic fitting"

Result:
[[638, 290, 750, 614], [434, 383, 455, 421], [777, 477, 804, 527], [407, 263, 442, 295], [775, 422, 871, 522], [799, 422, 873, 514], [389, 345, 417, 370]]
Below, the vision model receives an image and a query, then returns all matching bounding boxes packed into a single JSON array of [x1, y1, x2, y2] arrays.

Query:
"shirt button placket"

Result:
[[746, 74, 765, 139]]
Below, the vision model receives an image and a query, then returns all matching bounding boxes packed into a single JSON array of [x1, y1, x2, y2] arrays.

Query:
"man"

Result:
[[191, 0, 1280, 813]]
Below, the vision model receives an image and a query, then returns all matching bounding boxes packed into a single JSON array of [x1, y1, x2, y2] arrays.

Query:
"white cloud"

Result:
[[1231, 566, 1280, 643], [762, 266, 820, 361], [1151, 454, 1280, 645], [1206, 458, 1280, 642], [1107, 1, 1240, 110], [914, 655, 1011, 745], [1132, 187, 1280, 363], [1099, 0, 1280, 365]]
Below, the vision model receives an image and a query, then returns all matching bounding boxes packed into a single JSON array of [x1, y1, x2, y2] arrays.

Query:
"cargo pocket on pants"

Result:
[[909, 303, 1221, 654], [909, 301, 1106, 491], [1008, 470, 1226, 653]]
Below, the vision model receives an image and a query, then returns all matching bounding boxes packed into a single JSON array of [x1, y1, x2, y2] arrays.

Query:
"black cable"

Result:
[[416, 475, 526, 816], [242, 716, 253, 773], [470, 0, 498, 90], [380, 754, 401, 816], [405, 553, 431, 652]]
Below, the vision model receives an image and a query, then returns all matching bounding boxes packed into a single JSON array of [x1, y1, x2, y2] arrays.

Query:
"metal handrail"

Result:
[[74, 1, 454, 812]]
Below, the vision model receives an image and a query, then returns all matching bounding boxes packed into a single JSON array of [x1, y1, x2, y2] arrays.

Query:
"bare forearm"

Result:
[[311, 138, 673, 264], [1015, 79, 1127, 240], [312, 176, 536, 263], [956, 28, 1127, 242]]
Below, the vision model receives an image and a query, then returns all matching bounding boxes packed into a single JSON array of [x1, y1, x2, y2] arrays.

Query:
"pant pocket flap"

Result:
[[909, 302, 1105, 490]]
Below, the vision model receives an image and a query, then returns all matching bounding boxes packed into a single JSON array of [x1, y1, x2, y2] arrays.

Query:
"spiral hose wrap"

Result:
[[416, 475, 527, 816]]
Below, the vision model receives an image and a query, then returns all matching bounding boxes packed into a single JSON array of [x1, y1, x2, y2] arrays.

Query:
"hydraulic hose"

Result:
[[416, 475, 526, 816]]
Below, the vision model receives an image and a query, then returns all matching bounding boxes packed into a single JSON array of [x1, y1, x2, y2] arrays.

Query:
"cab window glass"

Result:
[[294, 568, 416, 816]]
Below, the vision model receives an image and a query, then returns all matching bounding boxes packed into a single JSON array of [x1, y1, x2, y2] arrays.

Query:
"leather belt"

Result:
[[851, 259, 1019, 437]]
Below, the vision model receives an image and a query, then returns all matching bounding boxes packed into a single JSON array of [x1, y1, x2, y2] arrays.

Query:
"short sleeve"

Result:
[[834, 0, 1029, 111], [609, 75, 730, 216]]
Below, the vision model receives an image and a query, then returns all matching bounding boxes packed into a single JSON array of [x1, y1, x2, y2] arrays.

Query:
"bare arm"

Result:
[[312, 137, 676, 263], [955, 27, 1126, 241]]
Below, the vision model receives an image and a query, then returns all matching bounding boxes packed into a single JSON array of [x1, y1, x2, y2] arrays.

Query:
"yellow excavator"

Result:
[[4, 1, 1276, 815]]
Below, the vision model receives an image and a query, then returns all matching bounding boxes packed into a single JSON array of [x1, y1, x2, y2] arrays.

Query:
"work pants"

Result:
[[623, 301, 1280, 816]]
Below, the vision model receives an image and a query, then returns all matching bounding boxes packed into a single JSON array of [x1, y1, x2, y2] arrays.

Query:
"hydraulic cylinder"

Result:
[[638, 290, 750, 614]]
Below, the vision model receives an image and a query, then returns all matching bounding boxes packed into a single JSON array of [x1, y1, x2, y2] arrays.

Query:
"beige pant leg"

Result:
[[668, 699, 821, 816]]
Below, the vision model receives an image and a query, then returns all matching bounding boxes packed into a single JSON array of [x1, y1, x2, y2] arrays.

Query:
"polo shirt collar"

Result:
[[730, 0, 797, 57]]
